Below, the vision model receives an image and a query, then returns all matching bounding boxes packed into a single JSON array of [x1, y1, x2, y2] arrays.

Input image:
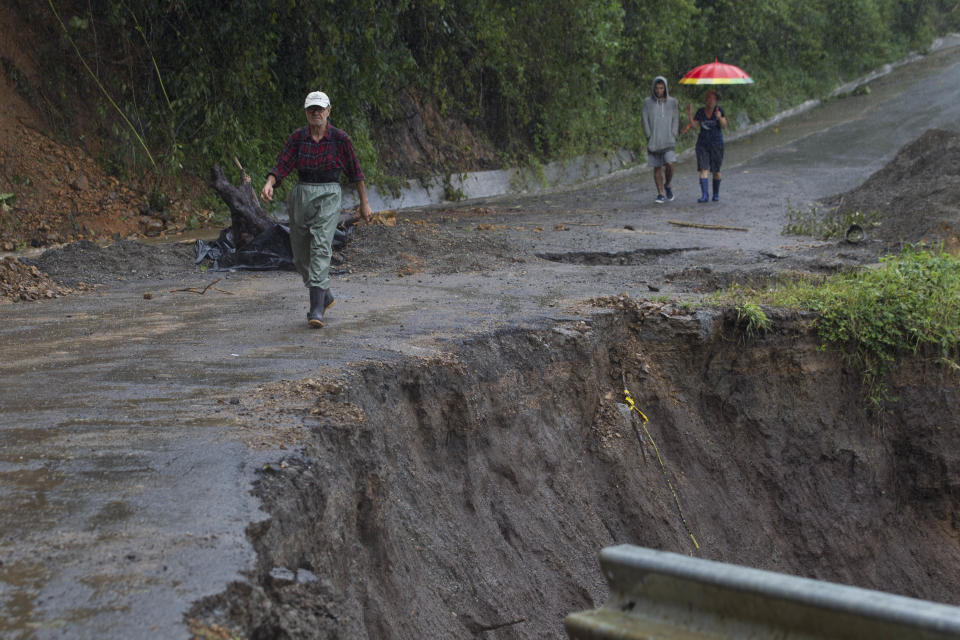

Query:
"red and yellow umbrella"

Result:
[[679, 59, 753, 85]]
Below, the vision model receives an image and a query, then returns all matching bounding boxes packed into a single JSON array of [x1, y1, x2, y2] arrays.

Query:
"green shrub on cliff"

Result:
[[713, 247, 960, 412], [810, 246, 960, 411]]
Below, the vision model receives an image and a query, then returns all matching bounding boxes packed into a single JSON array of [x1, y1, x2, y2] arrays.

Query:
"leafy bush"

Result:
[[19, 0, 960, 190]]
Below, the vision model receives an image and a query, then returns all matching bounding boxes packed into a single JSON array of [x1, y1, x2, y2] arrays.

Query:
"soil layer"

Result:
[[186, 305, 960, 638]]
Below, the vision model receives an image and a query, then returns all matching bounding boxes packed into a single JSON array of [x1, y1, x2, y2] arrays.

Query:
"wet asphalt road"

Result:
[[3, 43, 960, 639]]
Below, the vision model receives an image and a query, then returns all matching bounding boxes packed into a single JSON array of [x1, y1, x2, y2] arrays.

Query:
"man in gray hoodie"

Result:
[[641, 76, 680, 203]]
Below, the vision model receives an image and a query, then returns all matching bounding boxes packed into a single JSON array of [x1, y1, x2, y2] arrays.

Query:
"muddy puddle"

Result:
[[186, 301, 960, 638]]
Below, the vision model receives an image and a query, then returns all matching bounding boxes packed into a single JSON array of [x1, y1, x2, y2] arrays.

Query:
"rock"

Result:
[[296, 569, 319, 584], [268, 567, 296, 586], [70, 174, 89, 191]]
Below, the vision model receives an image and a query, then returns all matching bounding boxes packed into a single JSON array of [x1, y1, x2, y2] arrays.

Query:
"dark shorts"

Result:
[[696, 144, 724, 173]]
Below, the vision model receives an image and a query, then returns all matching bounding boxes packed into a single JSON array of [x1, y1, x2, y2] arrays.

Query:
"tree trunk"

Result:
[[208, 164, 275, 247]]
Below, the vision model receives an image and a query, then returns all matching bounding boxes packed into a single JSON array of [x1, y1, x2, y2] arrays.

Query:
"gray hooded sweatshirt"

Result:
[[641, 75, 679, 153]]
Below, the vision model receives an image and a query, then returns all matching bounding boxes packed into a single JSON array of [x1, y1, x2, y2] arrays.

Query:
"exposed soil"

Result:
[[374, 91, 500, 178], [0, 123, 152, 247], [0, 6, 207, 254], [347, 211, 518, 275], [0, 256, 90, 303], [172, 127, 960, 637], [820, 128, 960, 252], [186, 305, 960, 638]]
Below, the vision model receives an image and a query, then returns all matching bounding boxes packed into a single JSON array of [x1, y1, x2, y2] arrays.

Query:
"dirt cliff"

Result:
[[187, 303, 960, 638]]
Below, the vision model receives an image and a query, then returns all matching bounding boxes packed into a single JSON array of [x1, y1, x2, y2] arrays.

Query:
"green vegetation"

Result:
[[735, 301, 771, 340], [16, 0, 960, 193], [711, 247, 960, 411], [783, 203, 881, 240], [0, 193, 15, 213]]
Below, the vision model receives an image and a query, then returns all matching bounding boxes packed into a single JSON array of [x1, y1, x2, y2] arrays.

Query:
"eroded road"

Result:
[[3, 43, 960, 638]]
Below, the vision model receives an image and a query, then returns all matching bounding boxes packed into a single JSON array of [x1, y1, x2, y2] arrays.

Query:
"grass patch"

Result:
[[735, 302, 772, 340], [782, 202, 880, 240], [710, 247, 960, 412]]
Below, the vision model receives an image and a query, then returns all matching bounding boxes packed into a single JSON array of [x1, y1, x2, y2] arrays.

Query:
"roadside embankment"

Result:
[[188, 301, 960, 638]]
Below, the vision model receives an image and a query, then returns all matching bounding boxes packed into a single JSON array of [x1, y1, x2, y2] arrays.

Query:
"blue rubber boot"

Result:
[[712, 178, 721, 201], [697, 178, 709, 203]]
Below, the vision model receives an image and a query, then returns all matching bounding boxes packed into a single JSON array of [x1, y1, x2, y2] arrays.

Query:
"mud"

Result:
[[345, 217, 517, 275], [187, 306, 960, 639], [23, 238, 198, 286]]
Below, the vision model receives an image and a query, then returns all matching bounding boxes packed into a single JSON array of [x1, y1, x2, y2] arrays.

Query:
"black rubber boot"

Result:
[[307, 286, 325, 327], [324, 289, 335, 312]]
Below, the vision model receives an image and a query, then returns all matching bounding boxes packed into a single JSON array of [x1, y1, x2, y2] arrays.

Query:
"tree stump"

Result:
[[208, 164, 275, 248]]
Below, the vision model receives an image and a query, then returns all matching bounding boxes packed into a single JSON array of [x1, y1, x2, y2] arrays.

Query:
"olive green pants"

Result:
[[287, 182, 341, 289]]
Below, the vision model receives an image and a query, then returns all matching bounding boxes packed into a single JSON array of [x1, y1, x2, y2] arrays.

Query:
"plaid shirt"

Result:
[[267, 124, 365, 186]]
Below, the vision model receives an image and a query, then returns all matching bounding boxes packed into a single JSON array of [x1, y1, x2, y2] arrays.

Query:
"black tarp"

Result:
[[194, 215, 355, 271]]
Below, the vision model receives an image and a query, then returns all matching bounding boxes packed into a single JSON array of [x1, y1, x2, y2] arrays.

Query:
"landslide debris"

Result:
[[821, 128, 960, 252], [347, 214, 516, 275], [0, 122, 206, 251], [0, 123, 143, 248], [22, 238, 198, 286], [0, 256, 91, 302]]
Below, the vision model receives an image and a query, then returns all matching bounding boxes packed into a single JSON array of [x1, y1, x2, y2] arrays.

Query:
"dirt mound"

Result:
[[0, 4, 203, 252], [347, 216, 517, 275], [0, 122, 208, 250], [23, 238, 198, 286], [0, 256, 92, 302], [821, 128, 960, 251], [0, 123, 145, 249]]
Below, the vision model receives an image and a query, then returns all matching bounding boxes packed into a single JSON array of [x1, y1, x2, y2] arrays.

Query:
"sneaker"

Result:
[[665, 186, 674, 201], [655, 194, 666, 204]]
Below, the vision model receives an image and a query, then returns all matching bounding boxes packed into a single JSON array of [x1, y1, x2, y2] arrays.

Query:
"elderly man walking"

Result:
[[641, 76, 680, 204]]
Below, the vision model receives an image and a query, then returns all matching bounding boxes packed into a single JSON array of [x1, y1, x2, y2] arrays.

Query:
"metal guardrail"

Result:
[[566, 545, 960, 639]]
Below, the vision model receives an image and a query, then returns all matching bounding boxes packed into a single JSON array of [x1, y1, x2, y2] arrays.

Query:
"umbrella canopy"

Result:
[[679, 59, 753, 85]]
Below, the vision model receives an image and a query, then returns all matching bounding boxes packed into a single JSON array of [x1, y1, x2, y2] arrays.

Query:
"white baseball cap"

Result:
[[304, 91, 330, 109]]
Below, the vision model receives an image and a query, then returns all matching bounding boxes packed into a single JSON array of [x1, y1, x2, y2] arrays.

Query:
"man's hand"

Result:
[[358, 203, 373, 222], [260, 178, 275, 202]]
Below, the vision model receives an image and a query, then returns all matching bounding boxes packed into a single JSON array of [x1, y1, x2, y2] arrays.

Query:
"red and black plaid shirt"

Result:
[[267, 124, 365, 186]]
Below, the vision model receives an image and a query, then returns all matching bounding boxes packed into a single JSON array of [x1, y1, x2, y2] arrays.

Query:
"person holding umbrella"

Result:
[[678, 59, 752, 203], [683, 89, 727, 202], [260, 90, 373, 328]]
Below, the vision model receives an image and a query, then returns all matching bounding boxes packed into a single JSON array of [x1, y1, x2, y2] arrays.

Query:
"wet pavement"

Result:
[[3, 43, 960, 638]]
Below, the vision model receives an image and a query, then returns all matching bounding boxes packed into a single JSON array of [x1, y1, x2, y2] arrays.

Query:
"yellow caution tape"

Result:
[[622, 390, 648, 424], [623, 387, 700, 551]]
